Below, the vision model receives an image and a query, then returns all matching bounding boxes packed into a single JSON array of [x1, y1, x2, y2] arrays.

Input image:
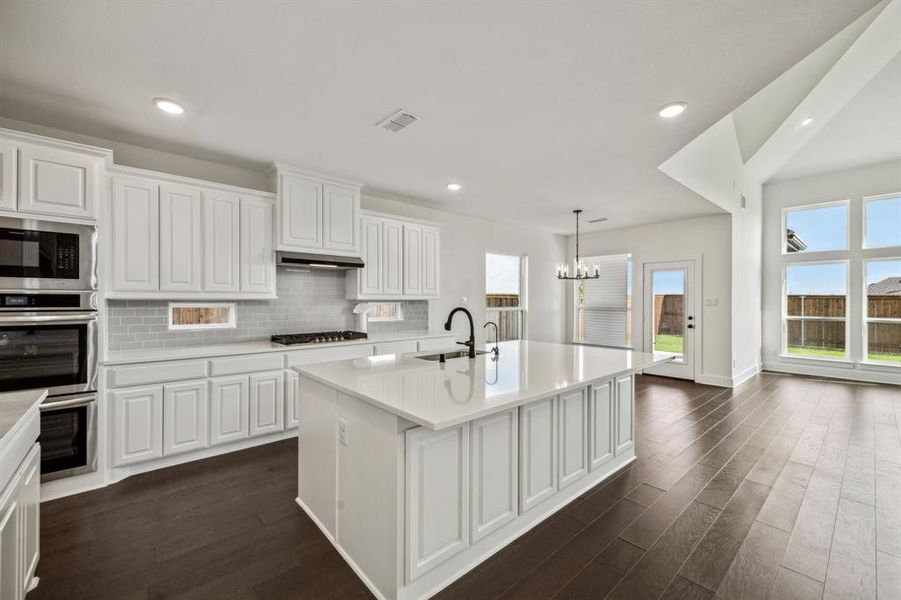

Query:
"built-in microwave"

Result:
[[0, 217, 97, 290]]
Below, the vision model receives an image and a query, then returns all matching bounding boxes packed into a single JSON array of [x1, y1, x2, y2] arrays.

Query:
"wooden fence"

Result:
[[653, 295, 684, 335], [785, 295, 900, 352], [486, 294, 522, 341]]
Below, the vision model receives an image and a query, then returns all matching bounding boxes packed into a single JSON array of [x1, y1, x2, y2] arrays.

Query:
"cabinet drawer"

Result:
[[210, 353, 284, 376], [108, 360, 208, 388], [0, 410, 39, 495], [373, 340, 417, 356], [417, 337, 456, 352], [284, 344, 373, 367]]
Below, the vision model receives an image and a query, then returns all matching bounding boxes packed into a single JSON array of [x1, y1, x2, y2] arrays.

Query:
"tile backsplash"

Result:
[[106, 270, 428, 351]]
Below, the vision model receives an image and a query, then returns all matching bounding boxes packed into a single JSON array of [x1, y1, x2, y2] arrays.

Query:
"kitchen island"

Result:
[[295, 340, 672, 600]]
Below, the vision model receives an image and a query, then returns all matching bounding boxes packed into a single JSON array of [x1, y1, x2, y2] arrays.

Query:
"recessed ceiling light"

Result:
[[153, 98, 185, 115], [446, 183, 462, 191], [800, 116, 814, 127], [657, 102, 687, 119]]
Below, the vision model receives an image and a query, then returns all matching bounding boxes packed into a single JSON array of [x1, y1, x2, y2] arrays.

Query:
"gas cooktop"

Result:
[[270, 331, 368, 345]]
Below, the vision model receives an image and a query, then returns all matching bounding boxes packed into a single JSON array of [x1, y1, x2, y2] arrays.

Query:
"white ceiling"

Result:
[[773, 52, 901, 181], [0, 1, 878, 233]]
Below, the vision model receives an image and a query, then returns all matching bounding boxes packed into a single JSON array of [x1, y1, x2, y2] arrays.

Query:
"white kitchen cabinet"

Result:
[[203, 191, 241, 292], [614, 375, 634, 456], [589, 380, 614, 471], [322, 183, 358, 252], [421, 225, 440, 297], [405, 425, 470, 581], [17, 144, 99, 219], [163, 380, 209, 456], [111, 176, 160, 292], [0, 476, 21, 600], [359, 215, 383, 296], [240, 196, 275, 294], [285, 370, 299, 430], [382, 219, 404, 296], [403, 225, 423, 296], [470, 409, 518, 542], [519, 397, 557, 513], [210, 376, 249, 446], [557, 388, 588, 490], [249, 371, 285, 437], [18, 445, 39, 597], [277, 171, 322, 250], [159, 184, 202, 292], [0, 141, 16, 211], [112, 386, 164, 466]]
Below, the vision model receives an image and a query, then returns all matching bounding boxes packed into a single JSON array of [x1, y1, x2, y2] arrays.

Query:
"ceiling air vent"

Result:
[[377, 109, 419, 133], [588, 217, 608, 223]]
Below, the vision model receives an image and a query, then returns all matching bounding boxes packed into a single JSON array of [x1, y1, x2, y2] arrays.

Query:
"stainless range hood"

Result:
[[276, 251, 364, 271]]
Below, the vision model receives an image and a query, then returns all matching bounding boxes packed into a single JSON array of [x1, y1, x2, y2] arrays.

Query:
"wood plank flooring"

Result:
[[28, 373, 901, 599]]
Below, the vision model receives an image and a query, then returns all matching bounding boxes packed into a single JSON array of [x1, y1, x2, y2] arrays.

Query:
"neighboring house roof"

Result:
[[786, 228, 807, 252], [868, 276, 901, 296]]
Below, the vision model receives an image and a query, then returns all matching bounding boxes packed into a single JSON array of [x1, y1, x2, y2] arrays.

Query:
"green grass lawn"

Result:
[[654, 334, 684, 354], [786, 346, 901, 364]]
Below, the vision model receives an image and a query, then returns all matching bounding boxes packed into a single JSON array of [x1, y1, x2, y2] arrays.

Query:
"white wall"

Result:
[[731, 176, 764, 384], [762, 159, 901, 384], [363, 194, 568, 344], [566, 215, 733, 385]]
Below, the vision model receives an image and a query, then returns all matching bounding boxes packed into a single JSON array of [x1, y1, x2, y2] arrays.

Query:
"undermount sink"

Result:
[[416, 349, 488, 362]]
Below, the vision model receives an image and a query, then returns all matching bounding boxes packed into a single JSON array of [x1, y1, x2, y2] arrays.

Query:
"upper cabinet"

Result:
[[271, 164, 360, 256], [109, 168, 276, 299], [0, 129, 111, 221], [347, 211, 440, 300]]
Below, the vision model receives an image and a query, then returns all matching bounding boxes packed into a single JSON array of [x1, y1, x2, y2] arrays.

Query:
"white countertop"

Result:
[[0, 389, 46, 448], [297, 340, 674, 430], [102, 330, 456, 365]]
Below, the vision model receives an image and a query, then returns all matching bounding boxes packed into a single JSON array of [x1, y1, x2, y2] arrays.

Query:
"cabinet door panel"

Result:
[[160, 185, 202, 292], [406, 425, 470, 581], [249, 371, 284, 437], [0, 142, 16, 211], [359, 215, 382, 295], [322, 183, 358, 252], [403, 225, 423, 295], [382, 219, 404, 296], [18, 146, 97, 218], [240, 196, 274, 293], [0, 482, 21, 600], [279, 174, 321, 249], [19, 444, 40, 594], [112, 177, 159, 291], [590, 381, 614, 470], [558, 388, 588, 489], [285, 370, 299, 430], [112, 386, 164, 466], [519, 397, 556, 513], [163, 380, 209, 456], [210, 376, 249, 446], [421, 226, 440, 297], [471, 409, 518, 542], [615, 375, 634, 455], [203, 191, 240, 292]]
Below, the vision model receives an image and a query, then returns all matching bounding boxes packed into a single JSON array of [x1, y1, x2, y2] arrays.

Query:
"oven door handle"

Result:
[[0, 312, 97, 324], [40, 395, 96, 411]]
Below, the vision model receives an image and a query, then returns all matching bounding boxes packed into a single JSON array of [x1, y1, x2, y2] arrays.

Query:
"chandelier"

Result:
[[556, 209, 600, 280]]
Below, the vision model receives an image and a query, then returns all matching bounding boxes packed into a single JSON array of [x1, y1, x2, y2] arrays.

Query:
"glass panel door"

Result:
[[643, 260, 695, 381]]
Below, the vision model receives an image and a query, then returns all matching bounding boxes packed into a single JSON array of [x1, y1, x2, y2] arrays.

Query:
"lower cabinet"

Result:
[[210, 376, 250, 446], [614, 375, 634, 455], [112, 386, 164, 466], [285, 370, 300, 430], [589, 381, 615, 470], [163, 380, 209, 456], [557, 388, 589, 490], [249, 371, 285, 437], [405, 424, 470, 582], [519, 397, 557, 513], [470, 409, 518, 542], [0, 444, 40, 600]]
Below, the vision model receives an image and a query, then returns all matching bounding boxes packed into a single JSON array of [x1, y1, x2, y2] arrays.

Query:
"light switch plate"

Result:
[[705, 297, 719, 307]]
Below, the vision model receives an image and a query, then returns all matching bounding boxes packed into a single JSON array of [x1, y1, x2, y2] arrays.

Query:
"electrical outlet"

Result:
[[338, 419, 348, 446], [704, 297, 719, 307]]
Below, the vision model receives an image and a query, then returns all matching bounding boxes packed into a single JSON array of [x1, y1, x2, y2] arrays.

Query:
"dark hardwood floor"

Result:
[[28, 373, 901, 599]]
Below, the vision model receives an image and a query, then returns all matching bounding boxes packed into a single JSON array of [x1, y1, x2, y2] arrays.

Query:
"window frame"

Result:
[[572, 253, 633, 349], [367, 302, 404, 322], [781, 199, 850, 256], [485, 253, 528, 341], [862, 192, 901, 250], [780, 260, 850, 362], [167, 302, 236, 331], [862, 256, 901, 366]]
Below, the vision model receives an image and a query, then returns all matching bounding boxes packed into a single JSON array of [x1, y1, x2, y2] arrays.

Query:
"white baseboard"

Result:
[[731, 364, 761, 388], [694, 373, 733, 388], [763, 360, 901, 386]]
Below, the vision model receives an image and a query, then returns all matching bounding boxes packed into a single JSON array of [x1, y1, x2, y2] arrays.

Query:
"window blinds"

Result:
[[580, 254, 629, 347]]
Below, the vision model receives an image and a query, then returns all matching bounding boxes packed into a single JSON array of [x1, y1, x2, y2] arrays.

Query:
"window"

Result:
[[168, 303, 236, 330], [783, 263, 847, 359], [864, 195, 901, 249], [574, 254, 632, 348], [486, 253, 526, 341], [865, 259, 901, 364], [783, 202, 848, 253], [367, 302, 404, 322]]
